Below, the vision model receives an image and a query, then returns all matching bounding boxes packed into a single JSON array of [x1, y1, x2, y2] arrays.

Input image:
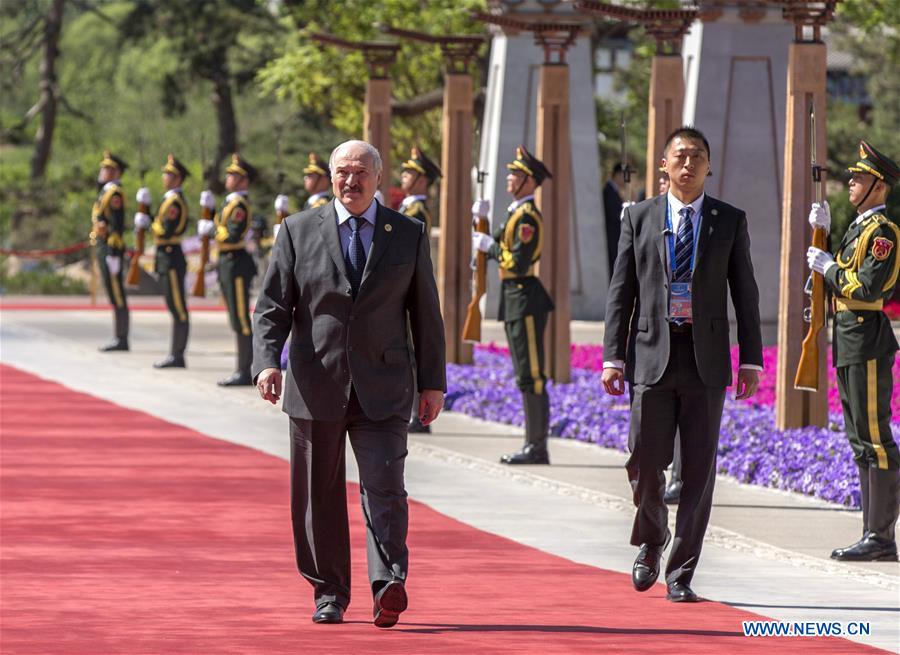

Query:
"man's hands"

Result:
[[418, 389, 445, 426], [199, 190, 216, 210], [808, 201, 831, 232], [471, 199, 490, 218], [735, 368, 760, 400], [136, 187, 152, 206], [274, 194, 290, 214], [807, 246, 835, 275], [197, 219, 215, 237], [601, 367, 626, 396], [134, 212, 151, 230], [256, 367, 282, 404], [472, 232, 493, 254]]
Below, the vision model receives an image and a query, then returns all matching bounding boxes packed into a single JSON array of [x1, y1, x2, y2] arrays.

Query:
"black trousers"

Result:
[[288, 390, 409, 610], [504, 311, 549, 395], [836, 355, 898, 470], [628, 327, 725, 585]]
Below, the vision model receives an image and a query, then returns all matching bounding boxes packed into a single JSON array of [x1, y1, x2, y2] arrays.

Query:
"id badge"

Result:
[[670, 282, 692, 320]]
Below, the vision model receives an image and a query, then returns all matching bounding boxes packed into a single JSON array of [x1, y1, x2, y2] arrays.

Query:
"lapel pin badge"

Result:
[[711, 208, 718, 216], [385, 223, 392, 232]]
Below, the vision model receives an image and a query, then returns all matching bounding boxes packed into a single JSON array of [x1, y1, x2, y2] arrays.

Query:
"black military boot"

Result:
[[155, 321, 188, 369], [832, 467, 898, 562], [500, 392, 550, 465], [99, 307, 129, 352], [218, 333, 253, 386]]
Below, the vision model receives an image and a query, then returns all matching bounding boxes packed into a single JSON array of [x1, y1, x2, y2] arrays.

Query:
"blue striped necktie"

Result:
[[346, 216, 366, 297], [673, 206, 694, 282]]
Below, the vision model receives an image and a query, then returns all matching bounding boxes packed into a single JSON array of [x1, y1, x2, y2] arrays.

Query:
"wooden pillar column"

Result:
[[775, 38, 828, 429], [645, 54, 685, 196], [364, 76, 393, 198], [535, 62, 572, 384], [438, 72, 475, 364]]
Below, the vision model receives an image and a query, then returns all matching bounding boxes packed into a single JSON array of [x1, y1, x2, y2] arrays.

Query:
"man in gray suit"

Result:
[[602, 127, 763, 602], [252, 140, 446, 628]]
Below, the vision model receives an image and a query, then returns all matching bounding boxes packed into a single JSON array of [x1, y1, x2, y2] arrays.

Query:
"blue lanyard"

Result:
[[666, 201, 701, 276]]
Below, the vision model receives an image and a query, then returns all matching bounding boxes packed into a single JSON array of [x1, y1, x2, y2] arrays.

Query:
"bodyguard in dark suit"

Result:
[[602, 127, 763, 602], [252, 140, 446, 628]]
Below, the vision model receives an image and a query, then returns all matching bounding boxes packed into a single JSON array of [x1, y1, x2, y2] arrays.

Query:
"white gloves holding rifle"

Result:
[[105, 255, 121, 275], [199, 190, 216, 211], [807, 247, 835, 275], [471, 199, 490, 219], [274, 194, 290, 214], [808, 201, 831, 232], [133, 212, 151, 230], [136, 187, 152, 207]]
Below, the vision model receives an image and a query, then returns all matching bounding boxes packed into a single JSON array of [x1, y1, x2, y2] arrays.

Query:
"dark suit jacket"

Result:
[[603, 193, 763, 388], [251, 201, 447, 421]]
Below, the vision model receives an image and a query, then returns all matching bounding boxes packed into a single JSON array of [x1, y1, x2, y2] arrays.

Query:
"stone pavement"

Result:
[[1, 301, 897, 652]]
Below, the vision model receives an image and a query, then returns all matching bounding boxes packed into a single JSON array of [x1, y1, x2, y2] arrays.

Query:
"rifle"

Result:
[[192, 133, 212, 298], [794, 102, 827, 391], [620, 112, 634, 202], [125, 136, 149, 287], [462, 170, 489, 343]]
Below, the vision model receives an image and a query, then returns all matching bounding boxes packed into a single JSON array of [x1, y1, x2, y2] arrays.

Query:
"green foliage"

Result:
[[0, 261, 88, 295], [258, 0, 486, 182]]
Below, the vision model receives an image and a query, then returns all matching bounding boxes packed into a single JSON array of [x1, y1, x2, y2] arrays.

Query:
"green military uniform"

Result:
[[91, 151, 130, 351], [825, 140, 899, 562], [400, 146, 441, 234], [399, 146, 442, 433], [303, 152, 332, 210], [216, 153, 258, 386], [486, 146, 555, 464], [152, 155, 191, 367]]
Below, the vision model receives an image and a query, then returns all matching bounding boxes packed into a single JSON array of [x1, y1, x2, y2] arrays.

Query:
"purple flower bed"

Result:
[[446, 345, 900, 508]]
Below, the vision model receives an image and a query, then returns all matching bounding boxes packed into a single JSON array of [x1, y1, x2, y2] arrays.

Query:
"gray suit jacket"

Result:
[[603, 193, 763, 388], [252, 201, 447, 421]]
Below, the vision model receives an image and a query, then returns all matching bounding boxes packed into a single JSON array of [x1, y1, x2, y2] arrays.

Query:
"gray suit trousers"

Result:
[[289, 390, 409, 609]]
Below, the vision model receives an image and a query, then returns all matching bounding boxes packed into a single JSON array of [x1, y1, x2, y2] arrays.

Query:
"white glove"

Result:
[[471, 199, 490, 218], [133, 212, 151, 230], [619, 200, 636, 221], [472, 231, 493, 253], [807, 246, 835, 275], [808, 201, 831, 232], [199, 190, 216, 210], [135, 187, 152, 206], [105, 255, 121, 275], [272, 223, 281, 240], [197, 219, 215, 237], [274, 194, 290, 213]]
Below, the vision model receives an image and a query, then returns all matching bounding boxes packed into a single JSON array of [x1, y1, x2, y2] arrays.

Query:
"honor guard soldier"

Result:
[[202, 153, 259, 386], [399, 146, 441, 234], [807, 140, 900, 562], [92, 150, 130, 352], [303, 151, 332, 210], [472, 145, 555, 464], [399, 145, 442, 433], [134, 155, 191, 368]]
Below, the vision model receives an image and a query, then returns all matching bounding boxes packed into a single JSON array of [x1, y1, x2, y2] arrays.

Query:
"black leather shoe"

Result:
[[632, 543, 665, 592], [831, 533, 898, 562], [664, 479, 682, 505], [500, 444, 549, 465], [666, 581, 699, 603], [408, 417, 431, 434], [98, 339, 129, 352], [153, 355, 186, 369], [373, 581, 407, 628], [312, 602, 344, 624], [217, 371, 252, 387]]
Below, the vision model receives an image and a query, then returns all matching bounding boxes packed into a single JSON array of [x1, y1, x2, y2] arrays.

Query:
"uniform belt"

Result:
[[499, 269, 535, 280], [216, 242, 246, 252], [834, 298, 883, 312], [154, 237, 182, 246]]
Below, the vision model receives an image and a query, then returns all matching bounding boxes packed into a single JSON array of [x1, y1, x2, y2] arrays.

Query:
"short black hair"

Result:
[[663, 127, 711, 160], [612, 162, 625, 175]]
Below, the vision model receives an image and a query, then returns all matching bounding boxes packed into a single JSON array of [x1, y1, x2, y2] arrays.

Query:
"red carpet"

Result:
[[0, 364, 886, 654]]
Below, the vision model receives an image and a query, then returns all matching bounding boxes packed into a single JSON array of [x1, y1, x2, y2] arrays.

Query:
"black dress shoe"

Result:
[[312, 602, 344, 624], [666, 581, 699, 603], [98, 339, 129, 352], [153, 355, 186, 369], [373, 581, 407, 628], [217, 371, 252, 387], [831, 533, 898, 562], [632, 543, 665, 592], [664, 479, 682, 505], [500, 444, 549, 465]]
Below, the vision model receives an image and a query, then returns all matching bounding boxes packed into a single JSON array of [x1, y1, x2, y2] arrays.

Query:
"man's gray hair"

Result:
[[329, 140, 383, 174]]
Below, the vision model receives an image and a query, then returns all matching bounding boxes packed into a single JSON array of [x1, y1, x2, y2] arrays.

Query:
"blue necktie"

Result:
[[673, 206, 694, 282], [346, 216, 366, 297]]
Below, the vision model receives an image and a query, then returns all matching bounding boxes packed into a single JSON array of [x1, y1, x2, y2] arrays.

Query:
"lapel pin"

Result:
[[385, 223, 392, 232], [711, 208, 718, 216]]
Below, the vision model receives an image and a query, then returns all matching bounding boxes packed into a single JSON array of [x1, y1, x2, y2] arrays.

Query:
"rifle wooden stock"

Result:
[[794, 225, 828, 391], [462, 216, 490, 343], [125, 202, 150, 287], [191, 205, 213, 298], [275, 210, 287, 225]]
